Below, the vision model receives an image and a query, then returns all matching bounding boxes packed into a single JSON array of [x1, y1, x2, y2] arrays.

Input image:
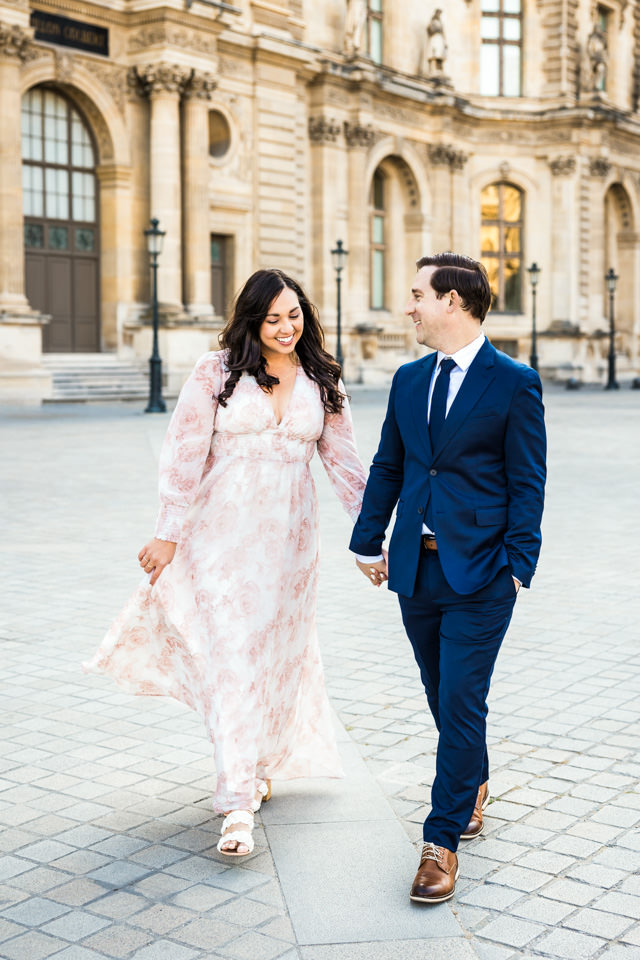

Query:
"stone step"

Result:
[[41, 353, 151, 402]]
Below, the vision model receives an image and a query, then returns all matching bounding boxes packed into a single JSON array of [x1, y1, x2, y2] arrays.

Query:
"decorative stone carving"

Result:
[[90, 62, 129, 113], [131, 62, 193, 97], [549, 156, 577, 176], [590, 157, 612, 177], [0, 23, 36, 61], [344, 0, 367, 57], [308, 115, 341, 142], [426, 8, 447, 77], [54, 51, 74, 84], [499, 161, 511, 178], [184, 71, 217, 99], [427, 143, 468, 170], [128, 26, 216, 57], [343, 120, 377, 147]]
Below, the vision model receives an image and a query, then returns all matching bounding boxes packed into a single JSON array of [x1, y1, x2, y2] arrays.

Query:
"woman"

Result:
[[84, 269, 367, 856]]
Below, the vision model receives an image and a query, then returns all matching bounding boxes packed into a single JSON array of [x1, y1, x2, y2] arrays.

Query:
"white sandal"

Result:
[[217, 810, 255, 857], [252, 779, 272, 812]]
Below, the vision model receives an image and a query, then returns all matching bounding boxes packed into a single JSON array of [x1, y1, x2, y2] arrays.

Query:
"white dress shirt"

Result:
[[356, 334, 486, 562]]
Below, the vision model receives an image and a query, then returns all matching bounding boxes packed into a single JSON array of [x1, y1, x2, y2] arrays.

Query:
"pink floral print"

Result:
[[84, 350, 367, 813]]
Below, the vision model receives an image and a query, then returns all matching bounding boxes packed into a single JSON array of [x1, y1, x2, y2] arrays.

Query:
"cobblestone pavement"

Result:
[[1, 383, 639, 960]]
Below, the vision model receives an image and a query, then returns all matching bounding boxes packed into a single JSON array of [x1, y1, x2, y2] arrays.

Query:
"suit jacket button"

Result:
[[417, 506, 423, 514], [430, 468, 437, 476]]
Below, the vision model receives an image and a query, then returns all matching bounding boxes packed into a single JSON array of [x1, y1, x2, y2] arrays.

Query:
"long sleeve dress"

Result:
[[84, 349, 367, 813]]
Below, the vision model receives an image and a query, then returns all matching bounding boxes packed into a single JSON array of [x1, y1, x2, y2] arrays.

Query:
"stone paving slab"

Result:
[[267, 816, 459, 944]]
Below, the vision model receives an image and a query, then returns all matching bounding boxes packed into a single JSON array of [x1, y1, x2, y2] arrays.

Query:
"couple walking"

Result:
[[85, 252, 546, 903]]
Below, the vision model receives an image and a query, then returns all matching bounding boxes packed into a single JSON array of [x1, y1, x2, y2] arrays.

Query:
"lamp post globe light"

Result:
[[144, 217, 167, 413], [605, 267, 619, 390], [527, 261, 541, 373], [330, 239, 349, 373]]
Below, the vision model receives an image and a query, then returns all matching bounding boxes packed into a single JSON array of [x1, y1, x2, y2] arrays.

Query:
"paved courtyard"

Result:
[[0, 382, 639, 960]]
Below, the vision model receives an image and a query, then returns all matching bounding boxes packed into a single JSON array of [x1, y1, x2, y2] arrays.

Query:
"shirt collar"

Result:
[[437, 333, 485, 373]]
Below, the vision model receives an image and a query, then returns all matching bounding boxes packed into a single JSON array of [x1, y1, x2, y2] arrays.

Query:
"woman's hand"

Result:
[[138, 539, 177, 586]]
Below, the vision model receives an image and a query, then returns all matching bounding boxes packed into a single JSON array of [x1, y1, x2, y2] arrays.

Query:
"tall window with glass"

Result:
[[21, 87, 99, 351], [480, 0, 522, 96], [371, 169, 386, 310], [480, 182, 523, 312], [368, 0, 383, 64]]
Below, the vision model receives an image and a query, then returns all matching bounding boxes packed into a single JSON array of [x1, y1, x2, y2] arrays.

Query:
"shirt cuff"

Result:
[[356, 553, 384, 563]]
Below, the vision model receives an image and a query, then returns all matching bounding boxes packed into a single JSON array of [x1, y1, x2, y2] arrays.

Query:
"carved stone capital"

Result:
[[549, 156, 576, 176], [343, 120, 378, 148], [131, 62, 192, 98], [427, 143, 468, 170], [308, 115, 341, 142], [0, 23, 35, 61], [590, 156, 612, 177], [184, 70, 217, 100]]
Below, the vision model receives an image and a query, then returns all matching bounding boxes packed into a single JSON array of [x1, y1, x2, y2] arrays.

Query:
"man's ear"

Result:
[[448, 290, 458, 309]]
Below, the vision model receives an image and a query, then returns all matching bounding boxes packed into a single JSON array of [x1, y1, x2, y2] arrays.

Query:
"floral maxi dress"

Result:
[[84, 350, 367, 813]]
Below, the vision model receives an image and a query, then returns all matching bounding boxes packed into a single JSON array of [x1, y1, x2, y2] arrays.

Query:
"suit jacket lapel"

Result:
[[432, 339, 497, 461], [409, 352, 436, 461]]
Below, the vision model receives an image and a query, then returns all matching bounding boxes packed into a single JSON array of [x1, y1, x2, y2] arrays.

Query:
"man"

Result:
[[350, 252, 546, 903]]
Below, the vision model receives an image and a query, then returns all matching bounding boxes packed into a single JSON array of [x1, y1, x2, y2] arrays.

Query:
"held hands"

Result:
[[138, 538, 177, 586], [356, 550, 389, 588]]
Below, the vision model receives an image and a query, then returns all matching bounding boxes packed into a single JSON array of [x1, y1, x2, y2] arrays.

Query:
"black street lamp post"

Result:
[[527, 261, 541, 373], [331, 239, 349, 372], [605, 267, 619, 390], [144, 217, 167, 413]]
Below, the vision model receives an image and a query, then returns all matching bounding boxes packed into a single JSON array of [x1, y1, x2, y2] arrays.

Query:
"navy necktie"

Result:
[[429, 357, 456, 451]]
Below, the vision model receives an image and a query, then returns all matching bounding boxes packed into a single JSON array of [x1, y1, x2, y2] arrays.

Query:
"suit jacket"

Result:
[[349, 339, 547, 597]]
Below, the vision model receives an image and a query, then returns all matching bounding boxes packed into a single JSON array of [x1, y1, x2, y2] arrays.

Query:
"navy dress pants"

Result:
[[398, 548, 517, 853]]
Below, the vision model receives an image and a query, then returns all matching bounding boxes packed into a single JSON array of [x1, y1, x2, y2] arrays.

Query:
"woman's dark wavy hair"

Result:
[[217, 268, 345, 414], [417, 252, 492, 323]]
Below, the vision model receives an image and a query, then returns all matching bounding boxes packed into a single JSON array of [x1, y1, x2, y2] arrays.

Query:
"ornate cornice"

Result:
[[0, 23, 36, 61], [427, 143, 468, 170], [308, 115, 341, 142], [549, 156, 577, 176], [590, 156, 612, 177]]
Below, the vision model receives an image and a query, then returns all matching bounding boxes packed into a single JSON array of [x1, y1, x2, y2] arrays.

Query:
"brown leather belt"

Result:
[[422, 535, 438, 551]]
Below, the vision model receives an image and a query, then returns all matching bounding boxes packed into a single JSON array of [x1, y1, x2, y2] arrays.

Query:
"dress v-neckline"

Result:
[[262, 363, 300, 427]]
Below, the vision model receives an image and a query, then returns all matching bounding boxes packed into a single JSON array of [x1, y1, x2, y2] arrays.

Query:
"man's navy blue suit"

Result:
[[350, 339, 546, 851]]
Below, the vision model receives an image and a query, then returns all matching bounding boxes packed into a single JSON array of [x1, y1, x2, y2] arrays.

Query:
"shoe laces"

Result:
[[421, 842, 444, 864]]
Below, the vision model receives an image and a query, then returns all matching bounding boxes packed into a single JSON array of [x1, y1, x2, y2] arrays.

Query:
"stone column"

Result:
[[0, 25, 34, 315], [182, 71, 216, 318], [0, 24, 53, 402], [135, 63, 191, 315], [548, 156, 578, 328], [345, 122, 376, 339], [426, 144, 454, 251]]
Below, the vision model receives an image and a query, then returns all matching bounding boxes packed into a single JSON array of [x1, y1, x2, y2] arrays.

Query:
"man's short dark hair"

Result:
[[416, 252, 492, 323]]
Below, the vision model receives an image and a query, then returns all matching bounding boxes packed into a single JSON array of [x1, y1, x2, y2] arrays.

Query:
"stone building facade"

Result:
[[2, 0, 640, 400]]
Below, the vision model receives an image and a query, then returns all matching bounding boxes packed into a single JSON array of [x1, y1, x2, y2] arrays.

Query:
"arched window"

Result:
[[22, 87, 99, 351], [480, 182, 523, 312], [370, 168, 386, 309], [480, 0, 522, 96]]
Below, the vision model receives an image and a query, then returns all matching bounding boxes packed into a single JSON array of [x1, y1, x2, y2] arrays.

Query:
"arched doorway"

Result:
[[22, 86, 100, 352], [604, 183, 638, 364]]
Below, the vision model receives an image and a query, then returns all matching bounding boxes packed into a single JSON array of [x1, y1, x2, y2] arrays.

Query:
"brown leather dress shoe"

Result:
[[461, 781, 490, 840], [410, 842, 459, 903]]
